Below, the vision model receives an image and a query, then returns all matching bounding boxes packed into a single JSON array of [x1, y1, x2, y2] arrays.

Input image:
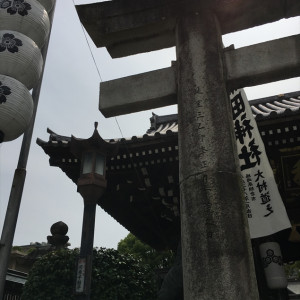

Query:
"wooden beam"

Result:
[[76, 0, 300, 58], [99, 35, 300, 117]]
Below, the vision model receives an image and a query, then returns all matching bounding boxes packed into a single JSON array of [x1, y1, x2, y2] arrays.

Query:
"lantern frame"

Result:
[[70, 122, 118, 198]]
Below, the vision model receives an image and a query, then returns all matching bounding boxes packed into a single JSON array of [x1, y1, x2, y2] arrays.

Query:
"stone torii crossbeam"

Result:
[[76, 1, 300, 299]]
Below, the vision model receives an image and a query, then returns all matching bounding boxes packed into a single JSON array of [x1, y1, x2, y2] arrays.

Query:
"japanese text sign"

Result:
[[75, 257, 86, 293], [231, 89, 291, 238]]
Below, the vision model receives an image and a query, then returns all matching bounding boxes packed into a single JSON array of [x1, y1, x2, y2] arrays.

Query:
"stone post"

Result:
[[175, 7, 259, 300], [47, 221, 69, 249]]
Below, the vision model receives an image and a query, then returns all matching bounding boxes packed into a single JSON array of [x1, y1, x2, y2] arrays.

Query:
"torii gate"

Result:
[[76, 1, 300, 299]]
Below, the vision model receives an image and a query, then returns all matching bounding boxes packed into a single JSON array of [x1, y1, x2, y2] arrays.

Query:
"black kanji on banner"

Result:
[[231, 92, 262, 171]]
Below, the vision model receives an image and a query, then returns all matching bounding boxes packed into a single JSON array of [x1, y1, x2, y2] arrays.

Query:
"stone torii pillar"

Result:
[[74, 0, 300, 298], [175, 7, 258, 299]]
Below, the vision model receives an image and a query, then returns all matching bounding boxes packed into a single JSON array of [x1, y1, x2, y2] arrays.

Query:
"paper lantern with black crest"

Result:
[[0, 30, 43, 89], [0, 74, 33, 142], [0, 0, 50, 48]]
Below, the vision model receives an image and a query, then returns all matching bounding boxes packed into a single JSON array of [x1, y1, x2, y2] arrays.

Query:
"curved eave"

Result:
[[37, 129, 180, 250], [36, 91, 300, 250]]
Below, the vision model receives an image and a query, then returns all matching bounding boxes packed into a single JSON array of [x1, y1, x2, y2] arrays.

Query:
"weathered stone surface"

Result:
[[97, 34, 300, 117], [50, 221, 68, 235], [226, 34, 300, 90], [99, 66, 176, 117], [180, 172, 257, 299], [176, 11, 258, 299], [76, 0, 300, 58], [47, 221, 69, 249]]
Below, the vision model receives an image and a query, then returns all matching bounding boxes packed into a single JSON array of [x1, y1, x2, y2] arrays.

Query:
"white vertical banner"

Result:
[[230, 89, 291, 238]]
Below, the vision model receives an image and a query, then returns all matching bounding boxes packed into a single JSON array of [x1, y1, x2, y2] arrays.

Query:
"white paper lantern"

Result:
[[259, 242, 288, 289], [0, 30, 43, 90], [0, 0, 50, 48], [0, 74, 33, 142], [35, 0, 55, 13]]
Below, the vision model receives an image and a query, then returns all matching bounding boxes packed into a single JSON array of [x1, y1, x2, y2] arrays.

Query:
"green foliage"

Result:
[[12, 246, 22, 252], [22, 247, 158, 300], [12, 245, 35, 254], [285, 261, 300, 280], [22, 249, 78, 300], [117, 233, 175, 270]]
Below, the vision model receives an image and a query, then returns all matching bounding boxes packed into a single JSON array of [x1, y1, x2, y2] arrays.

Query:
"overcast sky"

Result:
[[0, 0, 299, 250]]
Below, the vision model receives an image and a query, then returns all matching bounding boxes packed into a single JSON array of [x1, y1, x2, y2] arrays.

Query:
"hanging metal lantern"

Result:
[[259, 242, 288, 289], [0, 74, 33, 142], [35, 0, 55, 13], [0, 0, 50, 49], [0, 30, 43, 90]]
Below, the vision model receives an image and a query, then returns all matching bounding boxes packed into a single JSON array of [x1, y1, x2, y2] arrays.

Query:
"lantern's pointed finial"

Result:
[[94, 122, 98, 130]]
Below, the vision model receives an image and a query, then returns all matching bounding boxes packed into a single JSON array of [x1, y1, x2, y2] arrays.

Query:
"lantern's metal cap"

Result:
[[70, 122, 118, 159]]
